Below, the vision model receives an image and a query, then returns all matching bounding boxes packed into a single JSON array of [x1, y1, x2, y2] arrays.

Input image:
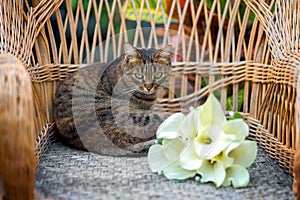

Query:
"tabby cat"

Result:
[[54, 43, 172, 156]]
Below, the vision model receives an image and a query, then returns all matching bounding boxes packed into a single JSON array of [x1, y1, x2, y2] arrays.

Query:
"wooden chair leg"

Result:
[[0, 54, 36, 200]]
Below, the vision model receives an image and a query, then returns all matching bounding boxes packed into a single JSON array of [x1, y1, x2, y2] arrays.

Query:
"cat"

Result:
[[54, 43, 173, 156]]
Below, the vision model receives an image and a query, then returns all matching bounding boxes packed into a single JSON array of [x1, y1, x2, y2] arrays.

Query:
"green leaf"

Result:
[[83, 0, 89, 12], [205, 0, 227, 16], [226, 89, 244, 111], [205, 0, 213, 10], [229, 112, 243, 120], [72, 0, 78, 11], [122, 0, 173, 24], [205, 1, 255, 26], [157, 138, 164, 145], [148, 0, 157, 8], [250, 163, 257, 168], [239, 2, 256, 25], [72, 0, 90, 12]]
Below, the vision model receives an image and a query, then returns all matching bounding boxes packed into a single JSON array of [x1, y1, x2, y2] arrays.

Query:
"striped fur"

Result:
[[54, 44, 172, 156]]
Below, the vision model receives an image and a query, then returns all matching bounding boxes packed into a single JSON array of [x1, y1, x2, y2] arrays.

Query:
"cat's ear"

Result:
[[153, 45, 173, 64], [124, 43, 142, 63]]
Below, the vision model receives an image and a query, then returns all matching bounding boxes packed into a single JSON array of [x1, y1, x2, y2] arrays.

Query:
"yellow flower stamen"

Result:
[[199, 136, 212, 144]]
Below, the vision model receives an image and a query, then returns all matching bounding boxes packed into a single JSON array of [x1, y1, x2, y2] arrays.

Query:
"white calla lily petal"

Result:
[[224, 142, 241, 156], [223, 119, 249, 141], [198, 94, 226, 129], [197, 160, 226, 188], [194, 125, 234, 159], [229, 140, 257, 167], [216, 151, 234, 169], [222, 165, 250, 188], [179, 109, 200, 140], [163, 138, 187, 161], [179, 143, 203, 170], [147, 144, 170, 172], [163, 160, 196, 180], [156, 113, 185, 139]]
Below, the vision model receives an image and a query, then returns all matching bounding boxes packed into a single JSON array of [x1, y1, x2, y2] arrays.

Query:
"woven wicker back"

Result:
[[244, 0, 300, 192], [32, 0, 272, 115], [32, 0, 273, 64]]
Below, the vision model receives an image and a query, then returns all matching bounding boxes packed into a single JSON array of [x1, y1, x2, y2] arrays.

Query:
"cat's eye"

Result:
[[154, 72, 162, 79], [135, 72, 144, 79]]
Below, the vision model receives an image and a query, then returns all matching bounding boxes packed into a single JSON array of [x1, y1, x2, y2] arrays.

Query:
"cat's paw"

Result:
[[126, 139, 156, 153]]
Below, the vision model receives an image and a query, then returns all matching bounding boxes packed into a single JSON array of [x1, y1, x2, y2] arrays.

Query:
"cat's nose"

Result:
[[144, 83, 154, 91]]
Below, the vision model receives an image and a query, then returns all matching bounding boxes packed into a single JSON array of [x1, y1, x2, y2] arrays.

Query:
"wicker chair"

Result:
[[0, 0, 299, 199]]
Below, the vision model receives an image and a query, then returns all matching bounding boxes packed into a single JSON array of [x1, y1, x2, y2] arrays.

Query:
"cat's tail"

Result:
[[0, 55, 36, 200]]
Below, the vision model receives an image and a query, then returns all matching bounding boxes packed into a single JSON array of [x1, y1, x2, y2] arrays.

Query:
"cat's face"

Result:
[[121, 43, 173, 94]]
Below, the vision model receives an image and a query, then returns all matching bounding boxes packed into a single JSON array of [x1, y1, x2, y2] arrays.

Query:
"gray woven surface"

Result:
[[35, 141, 296, 200]]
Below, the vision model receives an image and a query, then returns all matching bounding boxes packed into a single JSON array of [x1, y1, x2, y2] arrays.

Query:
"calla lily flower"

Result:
[[197, 159, 226, 187], [179, 142, 203, 170], [223, 119, 249, 142], [229, 140, 257, 168], [193, 94, 249, 159], [222, 140, 257, 188], [147, 93, 257, 188], [163, 160, 196, 180], [195, 144, 236, 187], [196, 140, 257, 188], [222, 165, 250, 188], [147, 137, 197, 180], [156, 113, 185, 139]]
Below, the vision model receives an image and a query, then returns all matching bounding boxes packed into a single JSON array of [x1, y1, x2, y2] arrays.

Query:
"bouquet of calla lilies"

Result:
[[147, 93, 257, 188]]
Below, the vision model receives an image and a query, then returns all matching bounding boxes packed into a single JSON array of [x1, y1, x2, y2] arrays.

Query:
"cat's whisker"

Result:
[[122, 89, 137, 94]]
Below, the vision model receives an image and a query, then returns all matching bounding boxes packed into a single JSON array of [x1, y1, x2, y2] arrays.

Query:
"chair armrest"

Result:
[[0, 54, 35, 200]]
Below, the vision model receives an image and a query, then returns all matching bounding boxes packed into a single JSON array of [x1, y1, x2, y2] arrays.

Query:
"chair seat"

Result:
[[35, 141, 296, 199]]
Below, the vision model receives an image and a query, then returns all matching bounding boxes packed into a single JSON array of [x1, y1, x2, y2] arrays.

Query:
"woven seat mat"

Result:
[[35, 141, 296, 199]]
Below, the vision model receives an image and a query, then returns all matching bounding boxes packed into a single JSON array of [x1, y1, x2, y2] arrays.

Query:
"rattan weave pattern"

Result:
[[35, 141, 295, 200]]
